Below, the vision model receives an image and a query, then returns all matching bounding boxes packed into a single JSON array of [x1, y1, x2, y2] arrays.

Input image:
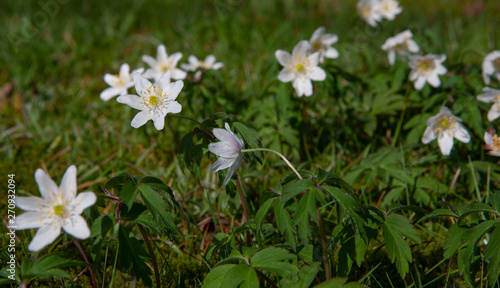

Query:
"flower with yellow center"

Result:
[[381, 30, 419, 66], [477, 87, 500, 122], [483, 126, 500, 157], [143, 44, 187, 81], [13, 165, 96, 252], [308, 27, 339, 64], [181, 55, 224, 81], [378, 0, 402, 20], [482, 50, 500, 85], [357, 0, 382, 27], [275, 40, 326, 97], [117, 70, 183, 130], [100, 63, 144, 101], [422, 106, 470, 156], [409, 54, 447, 90]]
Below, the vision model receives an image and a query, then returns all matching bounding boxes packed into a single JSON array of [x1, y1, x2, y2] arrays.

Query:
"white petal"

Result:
[[103, 74, 119, 87], [166, 101, 182, 114], [152, 113, 166, 130], [72, 192, 97, 215], [117, 94, 144, 110], [409, 71, 418, 81], [132, 73, 153, 97], [488, 105, 500, 122], [59, 165, 77, 202], [388, 50, 396, 66], [35, 169, 59, 201], [223, 154, 243, 186], [157, 44, 168, 61], [414, 77, 426, 90], [324, 47, 339, 59], [275, 50, 291, 66], [278, 68, 295, 83], [453, 124, 470, 143], [485, 131, 493, 145], [169, 52, 183, 66], [205, 55, 216, 66], [16, 196, 45, 211], [28, 224, 61, 252], [212, 62, 224, 70], [100, 87, 121, 101], [421, 126, 436, 144], [171, 69, 187, 80], [142, 55, 157, 68], [157, 70, 173, 90], [119, 63, 130, 78], [322, 34, 338, 45], [62, 215, 91, 239], [307, 52, 321, 66], [293, 78, 313, 97], [166, 80, 184, 100], [427, 74, 441, 88], [308, 67, 326, 81], [210, 157, 235, 172], [14, 211, 49, 230], [292, 40, 310, 56], [438, 133, 454, 156], [131, 110, 152, 128], [310, 27, 325, 42], [434, 64, 448, 75], [407, 40, 420, 53], [208, 142, 239, 158], [188, 55, 200, 67], [212, 128, 243, 150]]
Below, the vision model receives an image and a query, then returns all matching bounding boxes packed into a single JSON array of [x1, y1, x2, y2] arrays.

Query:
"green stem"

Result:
[[391, 82, 412, 147], [240, 148, 302, 180], [137, 224, 161, 288]]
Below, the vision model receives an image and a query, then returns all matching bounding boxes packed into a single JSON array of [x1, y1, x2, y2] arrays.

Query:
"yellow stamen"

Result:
[[416, 57, 435, 74], [149, 96, 159, 106], [361, 4, 371, 18], [493, 57, 500, 71], [296, 64, 304, 72], [440, 120, 448, 128], [53, 205, 64, 216], [312, 42, 321, 50]]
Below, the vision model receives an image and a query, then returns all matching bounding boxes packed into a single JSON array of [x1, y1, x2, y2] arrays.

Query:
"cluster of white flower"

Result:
[[357, 0, 402, 27], [275, 27, 338, 97]]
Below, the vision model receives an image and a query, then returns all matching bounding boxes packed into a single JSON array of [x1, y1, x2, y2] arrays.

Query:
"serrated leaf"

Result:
[[250, 247, 298, 277], [105, 173, 137, 189], [275, 201, 296, 250], [457, 203, 500, 225], [255, 197, 277, 236], [313, 277, 363, 288], [220, 264, 259, 288], [443, 224, 468, 259], [490, 191, 500, 213], [383, 214, 421, 278], [484, 224, 500, 285], [119, 181, 138, 209], [90, 215, 114, 237], [138, 184, 178, 237], [203, 264, 236, 288], [233, 121, 263, 163], [281, 179, 315, 204], [118, 225, 152, 286], [418, 209, 458, 224]]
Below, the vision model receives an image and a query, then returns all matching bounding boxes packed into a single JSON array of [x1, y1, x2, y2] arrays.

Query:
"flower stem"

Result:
[[73, 240, 98, 288], [391, 82, 412, 147], [241, 148, 302, 180], [137, 224, 161, 288], [235, 177, 251, 246]]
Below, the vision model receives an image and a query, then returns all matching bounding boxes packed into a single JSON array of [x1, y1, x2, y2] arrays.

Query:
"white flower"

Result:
[[142, 44, 187, 81], [381, 30, 419, 66], [409, 54, 447, 90], [100, 64, 144, 101], [477, 87, 500, 121], [378, 0, 402, 20], [117, 70, 183, 130], [308, 27, 339, 64], [482, 50, 500, 85], [421, 106, 470, 156], [208, 123, 244, 186], [14, 166, 96, 252], [275, 40, 326, 97], [483, 126, 500, 157], [181, 55, 224, 81], [357, 0, 382, 27]]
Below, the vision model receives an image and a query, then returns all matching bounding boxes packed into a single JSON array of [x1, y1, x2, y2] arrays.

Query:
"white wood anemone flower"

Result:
[[181, 55, 224, 81], [100, 64, 144, 101], [381, 30, 419, 66], [357, 0, 382, 27], [483, 126, 500, 157], [14, 165, 96, 252], [143, 44, 187, 81], [117, 70, 183, 130], [421, 106, 470, 156], [482, 50, 500, 85], [378, 0, 402, 20], [477, 87, 500, 122], [275, 40, 326, 97], [409, 54, 447, 90], [208, 123, 244, 186], [308, 27, 339, 64]]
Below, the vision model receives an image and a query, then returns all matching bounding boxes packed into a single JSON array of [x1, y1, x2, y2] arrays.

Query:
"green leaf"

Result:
[[105, 173, 137, 190], [383, 214, 421, 278], [90, 215, 114, 237], [457, 203, 500, 225], [443, 223, 469, 259], [275, 201, 297, 250], [490, 191, 500, 213], [203, 264, 236, 288], [21, 253, 85, 282], [255, 197, 277, 238], [137, 184, 178, 237], [484, 224, 500, 285], [418, 209, 458, 223], [313, 277, 364, 288], [281, 179, 315, 204], [281, 262, 320, 288], [220, 264, 259, 288], [321, 185, 367, 242], [119, 182, 138, 209], [233, 121, 263, 163], [118, 225, 152, 286], [250, 247, 298, 277]]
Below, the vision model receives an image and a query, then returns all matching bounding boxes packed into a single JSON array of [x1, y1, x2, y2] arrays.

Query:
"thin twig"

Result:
[[137, 224, 161, 288], [72, 240, 98, 288], [235, 177, 251, 246]]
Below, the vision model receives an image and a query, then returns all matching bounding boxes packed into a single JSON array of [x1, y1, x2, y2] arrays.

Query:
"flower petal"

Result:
[[104, 74, 118, 86], [166, 101, 182, 114], [453, 124, 470, 143], [169, 52, 183, 66], [119, 63, 130, 78], [28, 224, 61, 252], [414, 76, 426, 90], [223, 154, 243, 186], [322, 34, 338, 45], [171, 69, 187, 80], [116, 94, 144, 110], [426, 74, 441, 88], [157, 44, 168, 61], [210, 157, 235, 172], [165, 80, 184, 101], [308, 67, 326, 81], [488, 104, 500, 122], [152, 113, 166, 130], [16, 196, 45, 211], [35, 169, 59, 201], [208, 142, 239, 158], [142, 55, 157, 68], [157, 70, 173, 91], [292, 40, 310, 57], [294, 78, 313, 97], [278, 68, 295, 83], [388, 50, 396, 66], [438, 133, 454, 156], [212, 62, 224, 70], [131, 110, 152, 128], [62, 215, 91, 239], [421, 126, 436, 144], [100, 87, 121, 101], [72, 192, 97, 215], [14, 211, 49, 230], [212, 126, 243, 150], [275, 50, 291, 66], [310, 27, 325, 42], [205, 55, 216, 66], [132, 73, 153, 97], [59, 165, 77, 202], [324, 47, 339, 59]]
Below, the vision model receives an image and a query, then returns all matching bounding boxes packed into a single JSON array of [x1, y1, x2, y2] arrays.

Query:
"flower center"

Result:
[[141, 84, 167, 110], [395, 42, 408, 54], [149, 96, 159, 106], [416, 58, 436, 74], [493, 57, 500, 71], [296, 64, 304, 72], [360, 4, 371, 18], [312, 41, 321, 51], [53, 205, 64, 216], [199, 61, 210, 70], [433, 115, 455, 136], [440, 119, 448, 128]]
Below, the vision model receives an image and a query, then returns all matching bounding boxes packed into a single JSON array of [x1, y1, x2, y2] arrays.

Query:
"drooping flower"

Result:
[[100, 64, 144, 101], [378, 0, 402, 20], [482, 50, 500, 85], [308, 27, 339, 64], [381, 30, 419, 66], [357, 0, 382, 27], [181, 55, 224, 81], [14, 165, 96, 252], [142, 44, 187, 81], [117, 70, 183, 130], [409, 54, 447, 90], [483, 126, 500, 157], [275, 40, 326, 97], [421, 106, 470, 156], [208, 123, 244, 186], [477, 87, 500, 122]]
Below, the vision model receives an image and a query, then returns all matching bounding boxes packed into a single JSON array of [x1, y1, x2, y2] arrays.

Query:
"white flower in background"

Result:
[[117, 70, 183, 130], [477, 87, 500, 121], [308, 27, 339, 64], [357, 0, 382, 27], [381, 30, 419, 66], [483, 126, 500, 157], [482, 50, 500, 85], [100, 64, 144, 101], [421, 106, 470, 156], [378, 0, 402, 20], [143, 44, 187, 81], [275, 40, 326, 97], [14, 165, 96, 252], [208, 123, 244, 186], [181, 55, 224, 81], [409, 54, 447, 90]]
